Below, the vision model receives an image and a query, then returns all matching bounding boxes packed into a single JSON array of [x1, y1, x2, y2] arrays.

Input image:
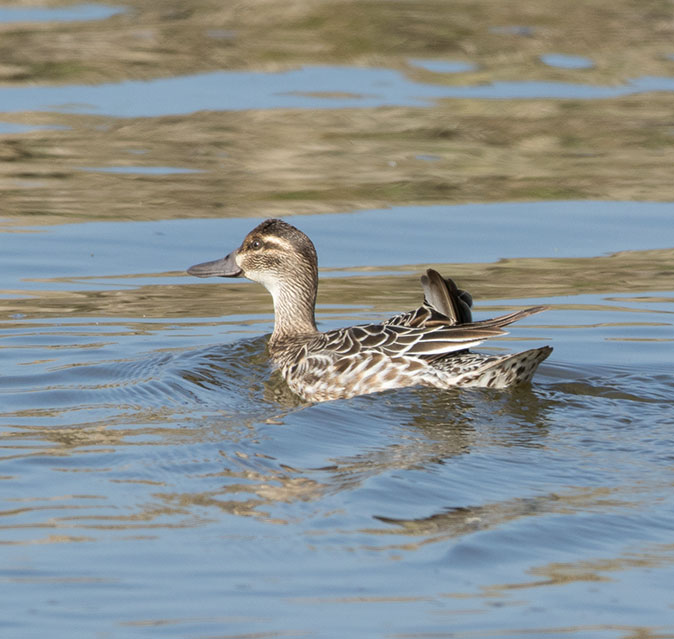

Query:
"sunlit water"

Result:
[[2, 3, 674, 638], [2, 207, 673, 638]]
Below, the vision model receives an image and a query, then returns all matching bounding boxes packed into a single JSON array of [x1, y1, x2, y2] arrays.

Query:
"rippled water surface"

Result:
[[2, 1, 674, 637]]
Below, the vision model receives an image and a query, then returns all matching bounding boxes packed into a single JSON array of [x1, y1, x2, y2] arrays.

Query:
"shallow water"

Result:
[[2, 1, 674, 638]]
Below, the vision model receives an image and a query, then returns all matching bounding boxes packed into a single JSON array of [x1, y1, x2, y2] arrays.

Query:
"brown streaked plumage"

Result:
[[187, 218, 552, 402]]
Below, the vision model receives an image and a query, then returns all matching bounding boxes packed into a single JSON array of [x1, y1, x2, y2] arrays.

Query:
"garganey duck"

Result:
[[188, 218, 552, 402]]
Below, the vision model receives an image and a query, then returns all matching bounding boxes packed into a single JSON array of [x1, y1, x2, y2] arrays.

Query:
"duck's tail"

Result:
[[432, 345, 552, 388], [463, 346, 553, 388]]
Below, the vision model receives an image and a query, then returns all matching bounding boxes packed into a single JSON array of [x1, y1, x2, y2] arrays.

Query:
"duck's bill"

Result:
[[187, 252, 242, 278]]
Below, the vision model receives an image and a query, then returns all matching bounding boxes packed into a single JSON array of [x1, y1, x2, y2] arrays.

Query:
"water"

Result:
[[2, 2, 674, 638], [541, 53, 595, 70], [3, 68, 674, 116], [0, 4, 123, 24], [410, 59, 479, 74]]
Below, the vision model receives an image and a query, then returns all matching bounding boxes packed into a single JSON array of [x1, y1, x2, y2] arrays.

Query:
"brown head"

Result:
[[187, 218, 319, 337]]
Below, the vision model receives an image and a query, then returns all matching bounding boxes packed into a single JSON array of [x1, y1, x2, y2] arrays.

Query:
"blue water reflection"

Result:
[[0, 4, 123, 24], [2, 67, 674, 117], [0, 122, 67, 134], [541, 53, 594, 69], [78, 166, 203, 175], [3, 202, 673, 293]]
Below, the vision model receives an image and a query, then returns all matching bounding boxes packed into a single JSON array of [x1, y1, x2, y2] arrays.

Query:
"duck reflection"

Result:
[[368, 492, 559, 546], [165, 338, 555, 529]]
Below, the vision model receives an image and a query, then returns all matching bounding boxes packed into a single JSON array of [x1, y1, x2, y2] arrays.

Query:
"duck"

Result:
[[187, 218, 552, 402]]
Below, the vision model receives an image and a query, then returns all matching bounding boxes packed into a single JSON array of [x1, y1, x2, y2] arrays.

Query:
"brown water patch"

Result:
[[2, 93, 674, 227], [0, 0, 672, 85]]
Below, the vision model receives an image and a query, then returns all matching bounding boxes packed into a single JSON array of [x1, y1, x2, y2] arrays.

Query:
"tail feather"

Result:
[[456, 346, 553, 388]]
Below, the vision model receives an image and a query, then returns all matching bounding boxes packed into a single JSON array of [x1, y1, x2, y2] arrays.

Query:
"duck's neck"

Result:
[[268, 276, 318, 344]]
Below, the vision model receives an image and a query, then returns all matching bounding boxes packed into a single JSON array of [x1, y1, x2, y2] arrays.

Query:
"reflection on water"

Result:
[[0, 122, 68, 134], [78, 165, 204, 175], [0, 4, 123, 24], [4, 96, 674, 226], [410, 59, 479, 74], [1, 284, 673, 636], [3, 67, 674, 117], [2, 0, 674, 637], [541, 53, 595, 69], [2, 284, 674, 637]]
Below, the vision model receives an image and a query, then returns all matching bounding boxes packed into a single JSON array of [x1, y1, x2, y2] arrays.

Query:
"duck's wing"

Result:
[[420, 269, 473, 324], [322, 322, 505, 362], [383, 305, 438, 329], [391, 324, 503, 360], [420, 269, 550, 330], [387, 269, 548, 333], [463, 305, 549, 329], [325, 299, 548, 363], [385, 269, 473, 328], [320, 266, 548, 363]]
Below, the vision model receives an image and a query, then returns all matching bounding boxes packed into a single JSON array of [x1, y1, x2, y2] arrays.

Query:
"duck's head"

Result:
[[187, 218, 319, 334]]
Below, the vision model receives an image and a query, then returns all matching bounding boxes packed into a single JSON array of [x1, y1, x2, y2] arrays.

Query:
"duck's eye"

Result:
[[250, 239, 261, 250]]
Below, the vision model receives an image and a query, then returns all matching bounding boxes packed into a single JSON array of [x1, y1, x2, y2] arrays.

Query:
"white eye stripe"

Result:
[[253, 236, 292, 251]]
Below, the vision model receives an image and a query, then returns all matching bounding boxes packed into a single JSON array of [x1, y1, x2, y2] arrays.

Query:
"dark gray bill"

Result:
[[187, 251, 242, 278]]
